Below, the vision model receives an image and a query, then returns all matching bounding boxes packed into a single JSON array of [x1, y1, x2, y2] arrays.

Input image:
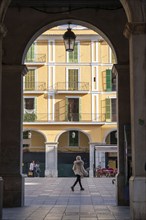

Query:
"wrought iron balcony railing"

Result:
[[24, 82, 46, 91], [49, 82, 89, 91], [25, 54, 46, 63], [23, 112, 117, 123]]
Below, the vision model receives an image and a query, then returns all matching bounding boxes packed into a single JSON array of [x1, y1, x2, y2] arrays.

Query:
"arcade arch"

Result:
[[22, 129, 46, 176], [0, 0, 132, 212], [0, 0, 146, 219], [57, 130, 90, 177], [23, 22, 117, 178]]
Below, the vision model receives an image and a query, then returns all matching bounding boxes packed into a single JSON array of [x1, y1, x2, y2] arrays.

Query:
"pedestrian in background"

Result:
[[35, 161, 41, 177], [29, 160, 35, 177], [71, 155, 88, 191]]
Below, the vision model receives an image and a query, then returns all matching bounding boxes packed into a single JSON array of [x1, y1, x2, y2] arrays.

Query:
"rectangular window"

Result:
[[23, 97, 37, 122], [105, 98, 116, 122], [69, 130, 79, 146], [25, 43, 35, 62], [68, 43, 78, 63], [68, 69, 78, 90], [66, 98, 79, 121], [24, 98, 35, 112], [25, 69, 35, 90]]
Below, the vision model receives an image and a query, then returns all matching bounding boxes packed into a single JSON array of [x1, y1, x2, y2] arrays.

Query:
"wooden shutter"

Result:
[[65, 97, 68, 120], [26, 43, 35, 62], [105, 98, 111, 121], [79, 98, 81, 121], [68, 69, 78, 90], [69, 43, 78, 63], [106, 69, 112, 91], [25, 69, 35, 90]]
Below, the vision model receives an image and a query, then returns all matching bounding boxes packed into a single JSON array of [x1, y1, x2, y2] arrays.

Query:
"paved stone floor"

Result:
[[2, 177, 130, 220]]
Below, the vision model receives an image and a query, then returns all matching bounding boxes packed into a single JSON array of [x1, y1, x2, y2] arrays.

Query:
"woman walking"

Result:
[[71, 155, 88, 191]]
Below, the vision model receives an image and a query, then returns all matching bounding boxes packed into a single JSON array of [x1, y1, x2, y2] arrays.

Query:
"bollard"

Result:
[[0, 177, 3, 220]]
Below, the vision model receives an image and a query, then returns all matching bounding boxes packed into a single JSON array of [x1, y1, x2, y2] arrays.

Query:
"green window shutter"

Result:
[[79, 98, 81, 121], [74, 43, 78, 63], [35, 97, 37, 113], [69, 50, 73, 62], [105, 98, 111, 120], [25, 69, 35, 90], [69, 43, 78, 63], [65, 97, 68, 120], [26, 43, 35, 62], [106, 69, 112, 91], [68, 69, 78, 90]]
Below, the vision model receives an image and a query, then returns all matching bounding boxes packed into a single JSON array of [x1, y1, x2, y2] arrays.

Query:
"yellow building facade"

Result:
[[23, 25, 117, 177]]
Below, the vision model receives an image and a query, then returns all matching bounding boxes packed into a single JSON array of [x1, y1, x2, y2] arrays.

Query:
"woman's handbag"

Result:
[[28, 170, 33, 177]]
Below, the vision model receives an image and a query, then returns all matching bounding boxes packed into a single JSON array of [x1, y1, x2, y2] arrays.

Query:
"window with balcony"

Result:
[[68, 69, 78, 90], [24, 69, 35, 90], [23, 97, 37, 122], [68, 43, 78, 63], [66, 98, 80, 121], [105, 98, 116, 122], [69, 130, 79, 146]]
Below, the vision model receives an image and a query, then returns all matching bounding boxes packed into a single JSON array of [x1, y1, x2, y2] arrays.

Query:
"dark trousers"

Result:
[[72, 174, 83, 188]]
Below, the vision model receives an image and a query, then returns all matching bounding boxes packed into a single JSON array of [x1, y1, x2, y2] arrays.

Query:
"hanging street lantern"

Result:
[[63, 23, 76, 52]]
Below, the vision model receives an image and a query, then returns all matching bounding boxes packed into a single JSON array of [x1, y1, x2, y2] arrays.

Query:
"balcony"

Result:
[[49, 82, 90, 94], [23, 82, 46, 93], [23, 112, 117, 123], [25, 54, 46, 65]]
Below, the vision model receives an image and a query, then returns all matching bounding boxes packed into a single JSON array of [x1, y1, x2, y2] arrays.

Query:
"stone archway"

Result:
[[57, 130, 90, 177], [0, 1, 146, 219], [1, 1, 130, 209], [22, 129, 46, 177]]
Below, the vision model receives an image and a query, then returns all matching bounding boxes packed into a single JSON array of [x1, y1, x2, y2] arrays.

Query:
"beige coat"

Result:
[[72, 158, 88, 177]]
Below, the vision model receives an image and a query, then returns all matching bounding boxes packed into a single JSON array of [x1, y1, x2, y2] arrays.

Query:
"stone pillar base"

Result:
[[0, 177, 3, 220], [116, 173, 129, 206], [89, 169, 93, 177], [130, 176, 146, 220], [45, 169, 58, 177], [3, 174, 24, 208]]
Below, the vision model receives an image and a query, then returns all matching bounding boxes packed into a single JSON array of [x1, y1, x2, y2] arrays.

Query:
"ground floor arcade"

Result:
[[22, 124, 117, 178]]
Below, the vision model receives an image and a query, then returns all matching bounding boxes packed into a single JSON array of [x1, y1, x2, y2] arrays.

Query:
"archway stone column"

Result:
[[45, 142, 58, 177], [0, 23, 7, 218], [112, 64, 130, 206], [0, 64, 27, 207], [89, 142, 99, 177], [124, 22, 146, 220]]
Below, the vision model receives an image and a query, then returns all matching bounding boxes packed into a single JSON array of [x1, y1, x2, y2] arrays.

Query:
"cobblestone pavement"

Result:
[[3, 177, 130, 220]]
